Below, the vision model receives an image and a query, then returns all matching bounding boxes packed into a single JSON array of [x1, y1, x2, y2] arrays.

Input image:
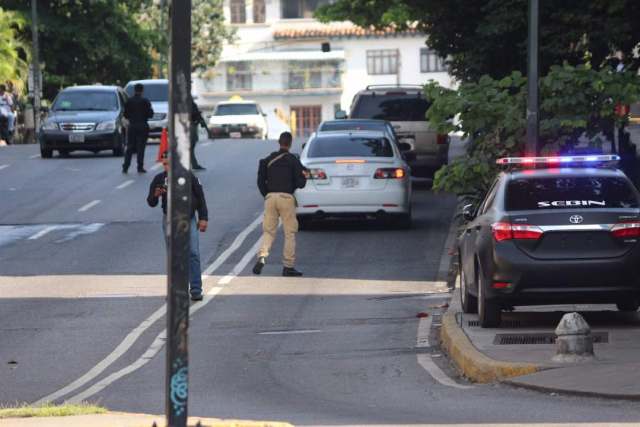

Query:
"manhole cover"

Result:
[[493, 332, 609, 345]]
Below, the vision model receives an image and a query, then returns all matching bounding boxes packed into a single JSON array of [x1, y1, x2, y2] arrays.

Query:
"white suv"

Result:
[[208, 100, 268, 139]]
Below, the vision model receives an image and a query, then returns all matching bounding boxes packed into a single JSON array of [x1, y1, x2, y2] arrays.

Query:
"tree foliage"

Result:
[[316, 0, 640, 81], [0, 7, 29, 90], [426, 65, 640, 199]]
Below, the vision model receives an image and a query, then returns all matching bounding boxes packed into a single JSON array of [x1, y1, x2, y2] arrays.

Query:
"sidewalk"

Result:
[[0, 412, 293, 427], [441, 279, 640, 400]]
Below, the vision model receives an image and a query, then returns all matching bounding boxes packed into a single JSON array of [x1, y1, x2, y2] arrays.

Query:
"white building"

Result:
[[193, 0, 455, 137]]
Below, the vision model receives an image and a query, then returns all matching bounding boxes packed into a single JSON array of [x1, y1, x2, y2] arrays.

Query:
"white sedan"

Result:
[[296, 130, 412, 228]]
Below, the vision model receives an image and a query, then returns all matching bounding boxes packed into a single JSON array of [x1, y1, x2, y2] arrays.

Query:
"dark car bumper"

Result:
[[484, 243, 640, 304], [41, 131, 119, 152], [408, 147, 448, 177]]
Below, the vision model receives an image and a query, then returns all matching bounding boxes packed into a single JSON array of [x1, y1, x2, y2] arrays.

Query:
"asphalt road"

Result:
[[1, 139, 640, 425]]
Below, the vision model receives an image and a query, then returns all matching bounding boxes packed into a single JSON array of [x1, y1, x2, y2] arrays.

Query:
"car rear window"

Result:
[[52, 91, 118, 111], [506, 177, 639, 210], [350, 93, 430, 122], [319, 121, 385, 132], [125, 83, 168, 102], [308, 136, 393, 158], [215, 104, 259, 115]]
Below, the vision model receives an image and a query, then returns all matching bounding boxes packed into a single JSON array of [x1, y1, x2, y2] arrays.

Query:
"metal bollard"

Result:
[[552, 312, 595, 362]]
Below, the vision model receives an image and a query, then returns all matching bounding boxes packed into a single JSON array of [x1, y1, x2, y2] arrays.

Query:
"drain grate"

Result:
[[468, 319, 522, 328], [493, 332, 609, 345]]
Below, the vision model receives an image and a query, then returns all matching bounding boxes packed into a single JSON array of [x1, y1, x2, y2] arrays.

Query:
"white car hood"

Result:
[[151, 102, 168, 114]]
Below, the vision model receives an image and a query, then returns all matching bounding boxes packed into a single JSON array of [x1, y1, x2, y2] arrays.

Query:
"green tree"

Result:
[[316, 0, 640, 82], [0, 7, 28, 89]]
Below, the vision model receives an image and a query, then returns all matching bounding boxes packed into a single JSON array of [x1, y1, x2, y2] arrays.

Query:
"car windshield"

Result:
[[125, 83, 168, 102], [506, 176, 640, 210], [320, 121, 386, 132], [214, 104, 259, 115], [351, 93, 431, 122], [52, 91, 118, 111], [308, 136, 393, 158]]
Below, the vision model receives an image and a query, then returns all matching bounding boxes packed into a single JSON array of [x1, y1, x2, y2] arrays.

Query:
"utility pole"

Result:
[[159, 0, 167, 78], [165, 1, 192, 426], [526, 0, 539, 156], [31, 0, 41, 143]]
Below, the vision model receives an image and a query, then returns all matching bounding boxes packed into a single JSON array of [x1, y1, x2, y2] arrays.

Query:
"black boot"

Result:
[[282, 267, 303, 277], [253, 257, 266, 275]]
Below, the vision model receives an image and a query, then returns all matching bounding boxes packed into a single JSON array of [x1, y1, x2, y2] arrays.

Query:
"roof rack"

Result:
[[365, 84, 424, 91], [496, 155, 620, 167]]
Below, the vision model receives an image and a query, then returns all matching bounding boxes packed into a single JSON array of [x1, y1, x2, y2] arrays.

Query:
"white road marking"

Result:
[[30, 154, 41, 159], [115, 180, 134, 190], [258, 329, 322, 335], [416, 315, 473, 389], [0, 164, 9, 171], [78, 200, 101, 212], [67, 234, 263, 403], [27, 226, 58, 240], [35, 215, 262, 405], [217, 237, 262, 285]]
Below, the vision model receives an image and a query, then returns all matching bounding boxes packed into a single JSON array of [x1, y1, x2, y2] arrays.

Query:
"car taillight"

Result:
[[492, 222, 543, 241], [437, 134, 449, 145], [307, 168, 327, 180], [374, 168, 406, 179], [611, 222, 640, 238]]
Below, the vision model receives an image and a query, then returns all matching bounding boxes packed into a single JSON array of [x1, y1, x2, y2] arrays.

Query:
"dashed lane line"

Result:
[[33, 213, 263, 405], [0, 164, 9, 171], [27, 226, 58, 240], [115, 180, 135, 190], [77, 200, 101, 212], [30, 154, 41, 159]]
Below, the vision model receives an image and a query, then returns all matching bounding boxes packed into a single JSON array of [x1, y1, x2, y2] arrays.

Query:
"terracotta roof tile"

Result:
[[273, 23, 420, 40]]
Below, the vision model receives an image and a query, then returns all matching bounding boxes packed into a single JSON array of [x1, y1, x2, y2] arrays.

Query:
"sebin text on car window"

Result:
[[506, 177, 640, 211]]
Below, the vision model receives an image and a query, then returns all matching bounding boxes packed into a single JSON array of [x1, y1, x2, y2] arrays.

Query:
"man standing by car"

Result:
[[253, 131, 307, 277], [123, 83, 153, 174], [147, 152, 209, 301]]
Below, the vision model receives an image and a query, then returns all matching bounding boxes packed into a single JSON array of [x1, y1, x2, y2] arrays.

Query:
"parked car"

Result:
[[39, 85, 127, 158], [458, 155, 640, 327], [337, 85, 448, 177], [208, 100, 268, 139], [124, 79, 168, 140], [296, 130, 412, 228]]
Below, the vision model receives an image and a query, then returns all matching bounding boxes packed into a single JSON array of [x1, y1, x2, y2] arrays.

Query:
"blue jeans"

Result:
[[163, 216, 202, 296]]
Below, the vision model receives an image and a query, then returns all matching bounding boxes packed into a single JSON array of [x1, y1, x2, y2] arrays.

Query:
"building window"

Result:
[[230, 0, 246, 24], [226, 62, 252, 91], [281, 0, 329, 19], [288, 61, 322, 89], [420, 48, 447, 72], [253, 0, 266, 23], [366, 49, 399, 75]]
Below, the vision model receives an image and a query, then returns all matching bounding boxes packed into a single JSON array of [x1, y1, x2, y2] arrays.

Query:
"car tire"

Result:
[[478, 268, 501, 328], [616, 300, 639, 312], [459, 261, 478, 314], [40, 146, 53, 159], [113, 134, 124, 157]]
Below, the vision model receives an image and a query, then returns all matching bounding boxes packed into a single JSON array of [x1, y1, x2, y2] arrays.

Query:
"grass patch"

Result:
[[0, 402, 107, 419]]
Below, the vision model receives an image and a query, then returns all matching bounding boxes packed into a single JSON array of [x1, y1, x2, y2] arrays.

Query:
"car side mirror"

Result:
[[335, 110, 347, 120], [302, 142, 306, 150], [462, 203, 476, 222]]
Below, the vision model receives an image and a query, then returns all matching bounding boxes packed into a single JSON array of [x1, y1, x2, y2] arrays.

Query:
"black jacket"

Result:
[[257, 149, 307, 197], [124, 94, 153, 127], [147, 171, 208, 220]]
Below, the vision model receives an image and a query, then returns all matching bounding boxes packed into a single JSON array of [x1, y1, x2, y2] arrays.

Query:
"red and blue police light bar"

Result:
[[496, 155, 620, 166]]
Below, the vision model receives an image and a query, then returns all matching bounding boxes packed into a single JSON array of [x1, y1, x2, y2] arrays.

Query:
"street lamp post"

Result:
[[526, 0, 540, 156], [166, 1, 192, 426]]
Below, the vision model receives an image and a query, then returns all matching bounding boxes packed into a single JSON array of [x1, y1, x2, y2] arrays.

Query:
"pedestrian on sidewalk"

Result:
[[147, 151, 209, 301], [191, 97, 208, 170], [123, 83, 153, 174], [253, 131, 307, 277]]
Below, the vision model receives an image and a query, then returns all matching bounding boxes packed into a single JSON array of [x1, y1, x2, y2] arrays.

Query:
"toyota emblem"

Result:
[[569, 215, 584, 224]]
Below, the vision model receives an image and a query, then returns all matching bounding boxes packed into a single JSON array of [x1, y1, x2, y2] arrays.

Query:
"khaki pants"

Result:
[[258, 192, 298, 268]]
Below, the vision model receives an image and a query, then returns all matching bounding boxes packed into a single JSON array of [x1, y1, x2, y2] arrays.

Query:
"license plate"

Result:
[[229, 132, 242, 138], [69, 133, 85, 143], [341, 177, 360, 188]]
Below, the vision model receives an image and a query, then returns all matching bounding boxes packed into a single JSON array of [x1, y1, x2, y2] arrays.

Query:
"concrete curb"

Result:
[[440, 287, 540, 383]]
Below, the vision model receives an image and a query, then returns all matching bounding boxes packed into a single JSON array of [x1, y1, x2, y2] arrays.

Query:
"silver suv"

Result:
[[339, 85, 448, 177]]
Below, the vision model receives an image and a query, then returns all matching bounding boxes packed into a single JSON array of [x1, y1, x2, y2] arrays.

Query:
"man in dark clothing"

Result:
[[147, 152, 209, 301], [253, 131, 307, 277], [123, 83, 154, 174], [191, 98, 208, 170]]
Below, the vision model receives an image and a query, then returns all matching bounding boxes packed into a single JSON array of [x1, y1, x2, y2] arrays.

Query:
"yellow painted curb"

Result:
[[440, 298, 540, 383]]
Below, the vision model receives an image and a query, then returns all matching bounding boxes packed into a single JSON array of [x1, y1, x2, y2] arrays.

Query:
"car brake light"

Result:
[[374, 168, 406, 179], [492, 282, 512, 289], [611, 222, 640, 238], [437, 134, 448, 145], [336, 159, 366, 164], [307, 168, 327, 180], [492, 222, 543, 241]]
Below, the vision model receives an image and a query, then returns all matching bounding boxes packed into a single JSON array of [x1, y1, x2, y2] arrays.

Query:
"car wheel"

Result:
[[477, 268, 501, 328], [40, 146, 53, 158], [459, 260, 478, 314], [616, 300, 639, 312]]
